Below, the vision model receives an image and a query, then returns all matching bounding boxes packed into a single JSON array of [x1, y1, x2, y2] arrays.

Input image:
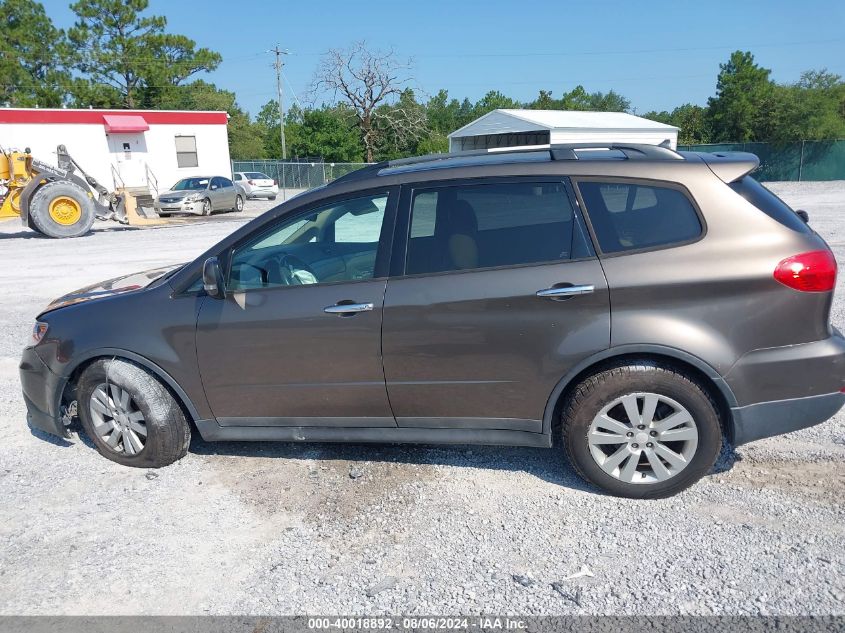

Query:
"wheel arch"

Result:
[[59, 348, 202, 425], [543, 345, 738, 442]]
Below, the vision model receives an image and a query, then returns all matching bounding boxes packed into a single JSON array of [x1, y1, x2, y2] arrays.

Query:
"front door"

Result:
[[196, 188, 398, 427], [108, 133, 148, 187], [382, 179, 610, 432]]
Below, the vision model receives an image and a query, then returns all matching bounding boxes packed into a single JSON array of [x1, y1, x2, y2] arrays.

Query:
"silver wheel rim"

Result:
[[236, 197, 243, 211], [89, 383, 147, 455], [587, 392, 698, 484], [203, 200, 211, 215]]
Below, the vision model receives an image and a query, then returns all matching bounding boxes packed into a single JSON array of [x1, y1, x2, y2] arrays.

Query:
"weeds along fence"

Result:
[[231, 160, 371, 191], [679, 140, 845, 181]]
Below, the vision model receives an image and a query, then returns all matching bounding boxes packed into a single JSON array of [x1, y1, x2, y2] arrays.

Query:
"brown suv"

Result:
[[20, 144, 845, 497]]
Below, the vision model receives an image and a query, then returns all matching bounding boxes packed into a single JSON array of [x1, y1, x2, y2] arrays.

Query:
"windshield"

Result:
[[171, 178, 209, 191], [246, 172, 270, 179]]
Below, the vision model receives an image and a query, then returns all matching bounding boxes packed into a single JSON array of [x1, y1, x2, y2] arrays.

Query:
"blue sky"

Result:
[[43, 0, 845, 118]]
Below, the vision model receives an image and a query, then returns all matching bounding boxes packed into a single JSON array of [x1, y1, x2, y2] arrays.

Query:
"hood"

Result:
[[42, 264, 183, 314], [158, 189, 203, 199]]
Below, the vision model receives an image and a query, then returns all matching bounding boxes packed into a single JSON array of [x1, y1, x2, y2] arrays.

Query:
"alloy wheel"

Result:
[[587, 392, 698, 484], [89, 383, 147, 455]]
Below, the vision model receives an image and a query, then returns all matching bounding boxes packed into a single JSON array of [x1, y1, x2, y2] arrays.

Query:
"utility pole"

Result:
[[269, 45, 289, 199], [269, 45, 289, 159]]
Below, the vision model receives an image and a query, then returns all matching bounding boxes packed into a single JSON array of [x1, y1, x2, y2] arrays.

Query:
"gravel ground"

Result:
[[0, 182, 843, 616]]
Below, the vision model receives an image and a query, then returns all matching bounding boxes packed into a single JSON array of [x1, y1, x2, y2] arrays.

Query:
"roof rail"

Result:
[[549, 142, 683, 160], [330, 161, 388, 184], [329, 142, 684, 185]]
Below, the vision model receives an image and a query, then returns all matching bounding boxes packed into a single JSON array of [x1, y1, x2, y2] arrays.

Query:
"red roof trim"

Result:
[[0, 109, 228, 125]]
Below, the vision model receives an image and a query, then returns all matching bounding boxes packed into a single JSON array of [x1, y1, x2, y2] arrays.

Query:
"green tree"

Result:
[[707, 51, 774, 142], [644, 104, 711, 144], [471, 90, 522, 118], [67, 0, 221, 108], [0, 0, 70, 107]]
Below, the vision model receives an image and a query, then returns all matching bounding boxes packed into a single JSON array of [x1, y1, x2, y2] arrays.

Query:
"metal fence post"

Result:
[[798, 140, 805, 182]]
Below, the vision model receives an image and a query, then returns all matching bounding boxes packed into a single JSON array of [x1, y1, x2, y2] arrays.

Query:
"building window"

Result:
[[175, 136, 198, 168]]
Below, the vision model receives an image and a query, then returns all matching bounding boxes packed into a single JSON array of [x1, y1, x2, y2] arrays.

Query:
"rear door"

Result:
[[381, 178, 610, 432]]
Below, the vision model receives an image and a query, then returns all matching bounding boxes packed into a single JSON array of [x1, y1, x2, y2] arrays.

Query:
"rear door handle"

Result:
[[536, 284, 595, 299], [323, 302, 374, 315]]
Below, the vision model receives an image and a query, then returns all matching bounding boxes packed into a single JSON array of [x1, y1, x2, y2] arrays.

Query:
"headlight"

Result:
[[183, 194, 201, 202], [32, 321, 48, 345]]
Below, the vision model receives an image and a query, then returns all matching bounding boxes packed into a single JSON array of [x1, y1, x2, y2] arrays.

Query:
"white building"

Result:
[[0, 108, 231, 195], [448, 109, 679, 152]]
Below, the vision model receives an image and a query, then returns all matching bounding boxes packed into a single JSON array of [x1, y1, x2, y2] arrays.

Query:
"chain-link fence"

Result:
[[231, 160, 372, 191], [236, 141, 845, 188], [679, 140, 845, 181]]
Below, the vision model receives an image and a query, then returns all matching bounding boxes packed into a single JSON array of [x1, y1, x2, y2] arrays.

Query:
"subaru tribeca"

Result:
[[20, 144, 845, 498]]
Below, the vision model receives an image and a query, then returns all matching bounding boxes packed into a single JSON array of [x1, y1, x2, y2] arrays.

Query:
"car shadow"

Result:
[[188, 434, 597, 493]]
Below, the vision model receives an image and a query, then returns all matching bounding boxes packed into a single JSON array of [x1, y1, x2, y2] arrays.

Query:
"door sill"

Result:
[[195, 420, 552, 448], [396, 417, 542, 433]]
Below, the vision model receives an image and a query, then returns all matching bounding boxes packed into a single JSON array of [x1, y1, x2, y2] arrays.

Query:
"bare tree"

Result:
[[312, 42, 424, 162]]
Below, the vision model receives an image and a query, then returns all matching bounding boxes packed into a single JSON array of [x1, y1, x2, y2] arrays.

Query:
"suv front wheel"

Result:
[[562, 362, 722, 498]]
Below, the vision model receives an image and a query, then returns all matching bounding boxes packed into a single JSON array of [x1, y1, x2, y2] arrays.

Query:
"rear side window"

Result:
[[406, 181, 591, 275], [729, 177, 811, 234], [577, 181, 702, 254]]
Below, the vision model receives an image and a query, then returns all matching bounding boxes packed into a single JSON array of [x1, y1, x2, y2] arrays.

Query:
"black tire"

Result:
[[201, 198, 212, 216], [234, 194, 244, 212], [77, 358, 191, 468], [158, 212, 171, 218], [269, 195, 277, 201], [561, 361, 722, 499], [28, 181, 96, 238]]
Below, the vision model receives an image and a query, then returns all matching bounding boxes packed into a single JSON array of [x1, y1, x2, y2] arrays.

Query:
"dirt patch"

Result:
[[201, 442, 441, 524], [724, 456, 845, 503]]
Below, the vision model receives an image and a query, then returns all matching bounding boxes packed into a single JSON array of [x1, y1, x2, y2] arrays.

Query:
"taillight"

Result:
[[773, 250, 837, 292], [273, 179, 277, 186], [248, 180, 255, 185]]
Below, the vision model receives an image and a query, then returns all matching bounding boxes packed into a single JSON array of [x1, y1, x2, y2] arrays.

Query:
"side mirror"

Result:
[[796, 209, 810, 223], [202, 257, 226, 299], [210, 184, 218, 190]]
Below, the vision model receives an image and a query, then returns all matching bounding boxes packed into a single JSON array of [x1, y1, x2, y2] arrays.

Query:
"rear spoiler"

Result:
[[696, 151, 760, 183]]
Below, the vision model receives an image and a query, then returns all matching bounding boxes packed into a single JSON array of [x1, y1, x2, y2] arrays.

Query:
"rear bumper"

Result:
[[245, 186, 278, 197], [726, 332, 845, 445], [19, 346, 68, 438], [731, 391, 845, 445]]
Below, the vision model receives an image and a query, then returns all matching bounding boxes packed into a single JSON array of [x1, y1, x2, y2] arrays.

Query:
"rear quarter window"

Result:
[[577, 181, 702, 254], [729, 177, 812, 234]]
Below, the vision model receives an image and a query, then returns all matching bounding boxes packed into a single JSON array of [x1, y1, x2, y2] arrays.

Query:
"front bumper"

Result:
[[155, 199, 202, 215], [20, 346, 69, 438]]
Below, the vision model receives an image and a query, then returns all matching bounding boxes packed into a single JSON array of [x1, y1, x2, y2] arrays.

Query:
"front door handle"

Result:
[[536, 284, 595, 299], [323, 302, 374, 315]]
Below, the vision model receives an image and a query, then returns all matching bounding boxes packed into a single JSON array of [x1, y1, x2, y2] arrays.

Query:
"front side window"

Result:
[[229, 193, 389, 291], [406, 182, 582, 275], [577, 181, 702, 253], [175, 136, 198, 168]]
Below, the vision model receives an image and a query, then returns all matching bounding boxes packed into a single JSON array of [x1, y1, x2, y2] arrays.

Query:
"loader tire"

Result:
[[29, 181, 96, 238]]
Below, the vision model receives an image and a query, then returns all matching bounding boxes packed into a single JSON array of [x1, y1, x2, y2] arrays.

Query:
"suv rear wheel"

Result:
[[77, 358, 191, 468], [562, 362, 721, 498]]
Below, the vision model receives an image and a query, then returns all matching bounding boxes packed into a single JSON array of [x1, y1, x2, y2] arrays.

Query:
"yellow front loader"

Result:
[[0, 145, 126, 238]]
